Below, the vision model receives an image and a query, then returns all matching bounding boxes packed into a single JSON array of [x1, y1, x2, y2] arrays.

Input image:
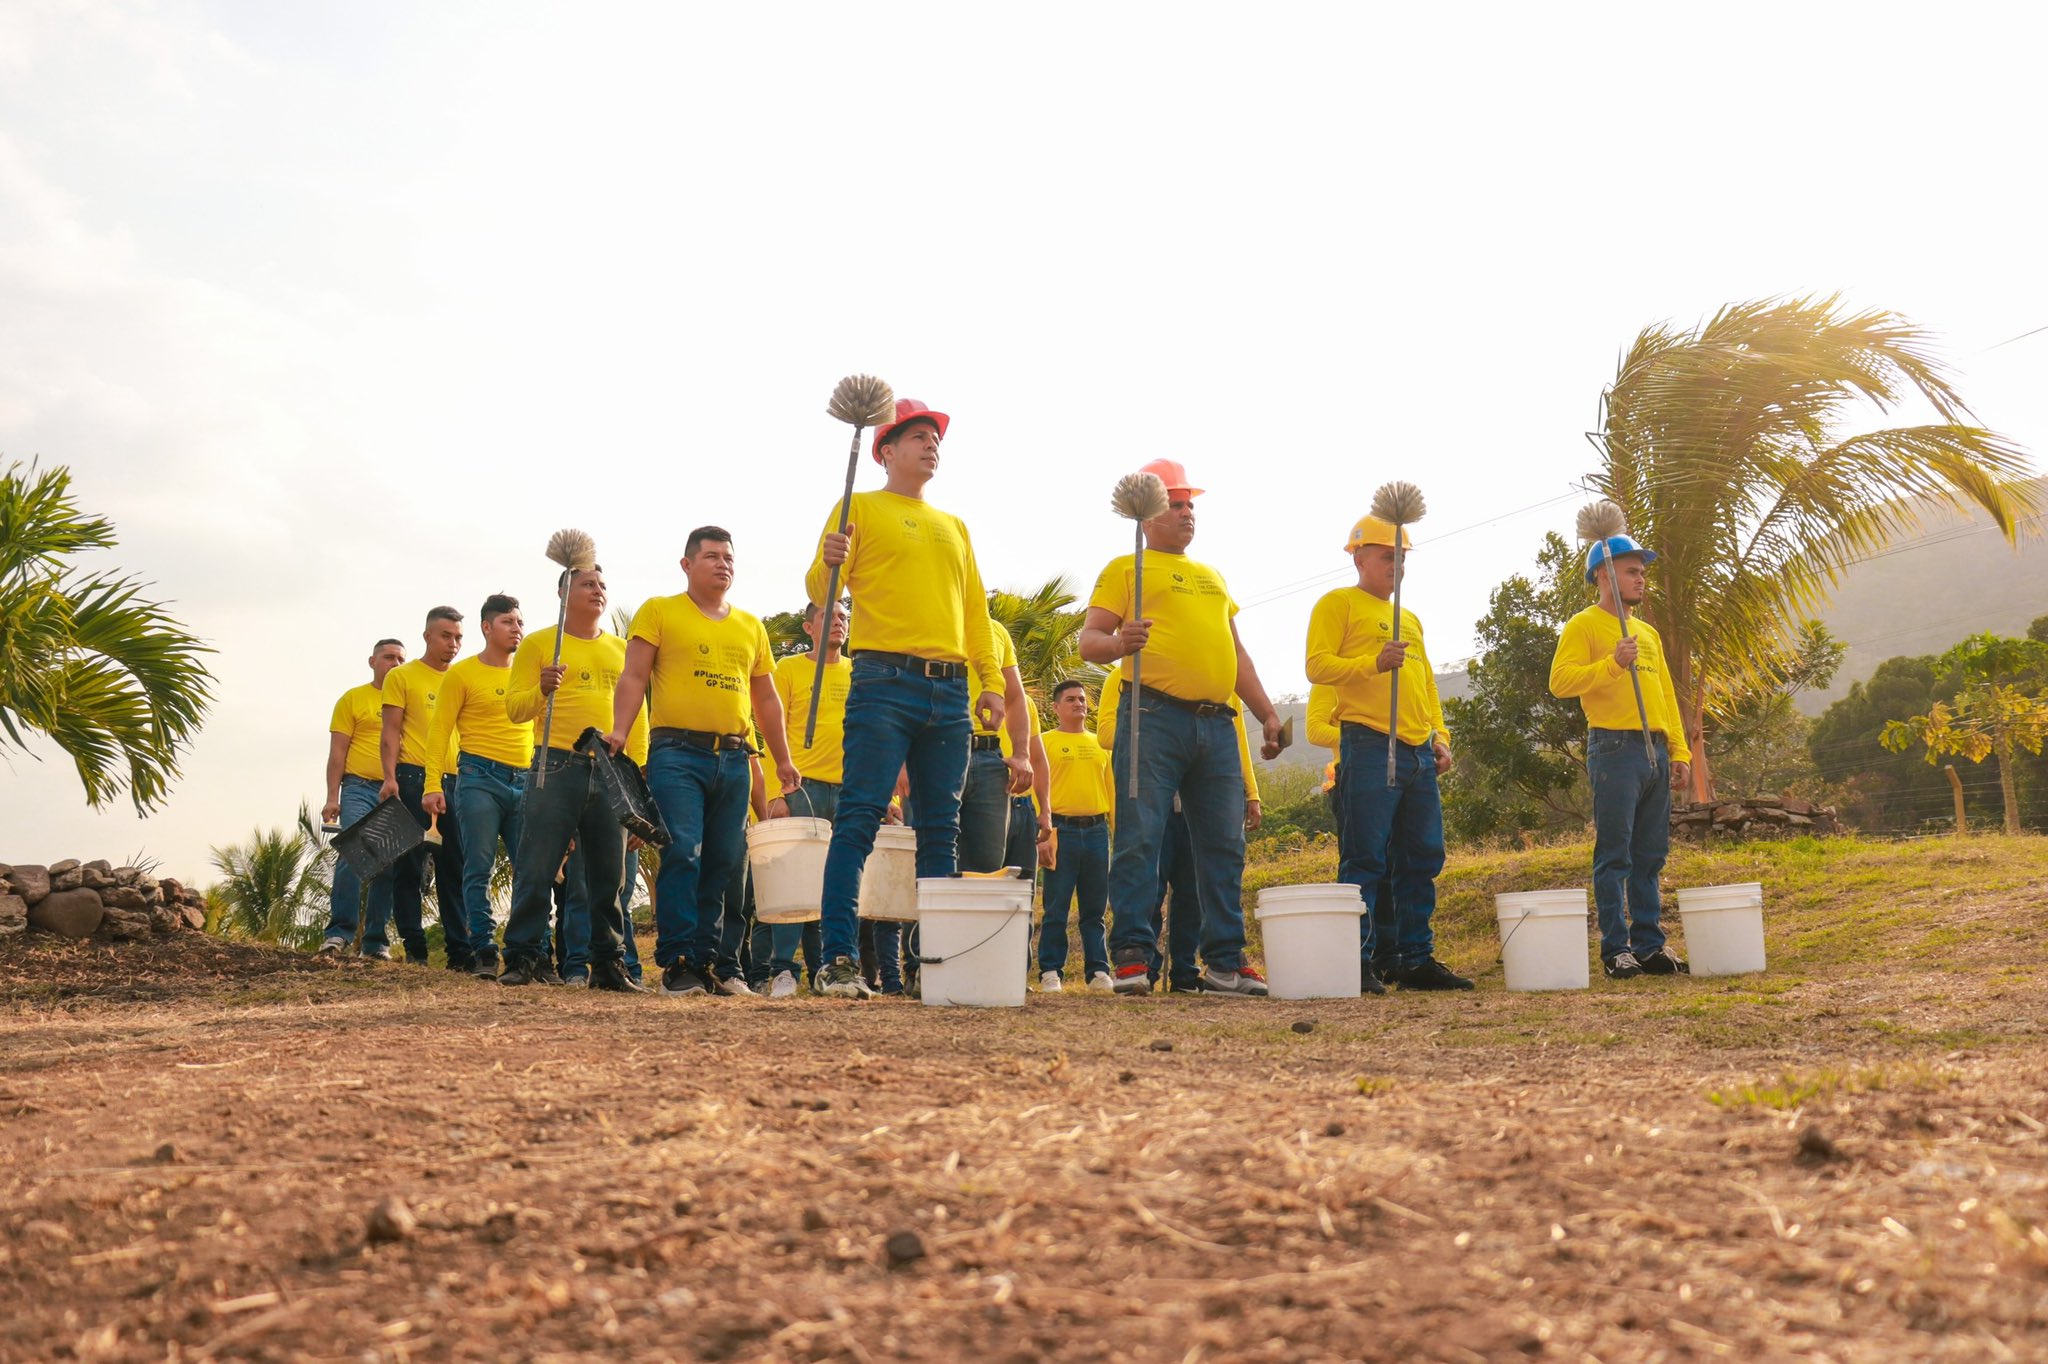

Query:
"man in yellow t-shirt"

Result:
[[1305, 515, 1467, 994], [1036, 678, 1116, 992], [420, 593, 532, 978], [377, 606, 472, 968], [803, 398, 1028, 999], [1080, 458, 1286, 998], [1548, 530, 1693, 979], [498, 564, 646, 992], [609, 525, 797, 999], [318, 637, 407, 956]]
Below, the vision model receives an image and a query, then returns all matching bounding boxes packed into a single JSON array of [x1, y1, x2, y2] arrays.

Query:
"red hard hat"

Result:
[[871, 399, 951, 463], [1138, 458, 1204, 497]]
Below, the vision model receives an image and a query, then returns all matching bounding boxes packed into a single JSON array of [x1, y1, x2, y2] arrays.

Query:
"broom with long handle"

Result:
[[536, 528, 598, 789], [1577, 500, 1655, 759], [1111, 473, 1171, 798], [1369, 482, 1426, 787], [808, 375, 896, 748]]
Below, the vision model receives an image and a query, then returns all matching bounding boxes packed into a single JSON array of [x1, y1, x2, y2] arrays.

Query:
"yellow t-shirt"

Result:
[[1548, 605, 1692, 763], [508, 627, 649, 759], [1095, 670, 1259, 801], [803, 489, 998, 682], [424, 656, 535, 795], [381, 659, 459, 773], [769, 652, 852, 794], [1044, 728, 1112, 817], [974, 619, 1020, 737], [1303, 586, 1449, 748], [328, 682, 385, 783], [1307, 684, 1340, 792], [1088, 550, 1238, 706], [628, 593, 773, 736]]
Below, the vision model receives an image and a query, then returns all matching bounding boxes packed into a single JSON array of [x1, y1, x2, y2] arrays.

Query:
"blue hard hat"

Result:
[[1585, 535, 1657, 583]]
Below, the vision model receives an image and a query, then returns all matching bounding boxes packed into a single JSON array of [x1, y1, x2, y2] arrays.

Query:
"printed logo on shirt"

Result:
[[697, 643, 711, 655]]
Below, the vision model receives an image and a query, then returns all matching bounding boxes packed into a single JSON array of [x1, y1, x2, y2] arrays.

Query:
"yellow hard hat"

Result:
[[1343, 515, 1414, 552]]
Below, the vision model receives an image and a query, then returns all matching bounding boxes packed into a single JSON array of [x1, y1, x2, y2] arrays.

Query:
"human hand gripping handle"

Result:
[[1613, 594, 1655, 759]]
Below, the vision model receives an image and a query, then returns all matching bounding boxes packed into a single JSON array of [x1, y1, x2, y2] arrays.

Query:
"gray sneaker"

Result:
[[1197, 965, 1269, 997], [769, 970, 798, 1000], [1603, 951, 1644, 980], [363, 945, 393, 961], [817, 956, 874, 999], [316, 938, 349, 956], [1637, 946, 1690, 976]]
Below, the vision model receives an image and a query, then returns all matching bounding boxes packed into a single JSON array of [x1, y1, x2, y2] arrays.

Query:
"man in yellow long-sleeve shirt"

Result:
[[499, 565, 646, 991], [1548, 531, 1692, 979], [422, 593, 531, 978], [379, 606, 472, 968], [1304, 514, 1469, 993], [804, 398, 1027, 998], [318, 637, 406, 956]]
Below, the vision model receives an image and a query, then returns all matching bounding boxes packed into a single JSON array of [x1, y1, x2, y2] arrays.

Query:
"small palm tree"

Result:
[[0, 460, 215, 812], [207, 804, 331, 950], [989, 575, 1100, 724]]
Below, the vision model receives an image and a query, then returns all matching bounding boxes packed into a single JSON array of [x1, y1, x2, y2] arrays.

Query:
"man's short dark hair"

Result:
[[1053, 678, 1088, 702], [685, 526, 733, 558], [480, 593, 519, 625], [425, 606, 463, 627], [373, 638, 404, 652], [803, 598, 849, 621]]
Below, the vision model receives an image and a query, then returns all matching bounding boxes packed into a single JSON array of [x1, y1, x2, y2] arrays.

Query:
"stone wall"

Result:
[[1671, 796, 1841, 843], [0, 860, 208, 941]]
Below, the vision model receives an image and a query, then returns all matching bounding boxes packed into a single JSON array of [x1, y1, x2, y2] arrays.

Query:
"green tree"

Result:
[[1702, 620, 1843, 798], [207, 804, 331, 949], [0, 460, 215, 811], [1589, 296, 2040, 802], [1882, 634, 2048, 834]]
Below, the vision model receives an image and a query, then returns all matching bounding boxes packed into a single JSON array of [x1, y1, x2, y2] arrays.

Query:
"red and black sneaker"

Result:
[[1111, 949, 1153, 996], [1198, 964, 1269, 997]]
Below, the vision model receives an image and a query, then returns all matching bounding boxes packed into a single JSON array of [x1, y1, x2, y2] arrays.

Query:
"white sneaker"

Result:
[[1039, 971, 1063, 993], [770, 970, 798, 999], [1087, 971, 1115, 992], [715, 975, 756, 997]]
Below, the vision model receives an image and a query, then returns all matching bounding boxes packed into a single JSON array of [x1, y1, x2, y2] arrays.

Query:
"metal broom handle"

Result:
[[1128, 526, 1144, 798], [536, 568, 570, 789], [1386, 535, 1405, 788], [806, 425, 864, 748]]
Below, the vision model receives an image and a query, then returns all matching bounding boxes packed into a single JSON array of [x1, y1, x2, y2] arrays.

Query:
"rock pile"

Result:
[[1670, 796, 1840, 842], [0, 860, 208, 941]]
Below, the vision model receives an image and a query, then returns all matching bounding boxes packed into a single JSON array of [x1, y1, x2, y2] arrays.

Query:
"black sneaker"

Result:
[[363, 945, 393, 961], [445, 953, 475, 974], [471, 950, 501, 981], [817, 956, 873, 999], [660, 962, 710, 997], [1111, 947, 1153, 996], [1360, 965, 1387, 997], [559, 968, 589, 987], [1197, 964, 1269, 997], [1637, 946, 1690, 976], [498, 958, 549, 986], [1603, 951, 1644, 980], [1394, 958, 1475, 992], [589, 960, 647, 993]]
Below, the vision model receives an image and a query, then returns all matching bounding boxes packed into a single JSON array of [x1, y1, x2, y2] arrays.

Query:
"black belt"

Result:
[[650, 727, 754, 753], [854, 649, 970, 680], [970, 734, 1004, 752], [1143, 691, 1237, 719], [1053, 813, 1106, 828], [1591, 727, 1667, 744]]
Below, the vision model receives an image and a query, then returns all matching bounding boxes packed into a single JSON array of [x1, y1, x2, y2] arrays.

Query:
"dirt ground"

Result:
[[3, 930, 2046, 1363]]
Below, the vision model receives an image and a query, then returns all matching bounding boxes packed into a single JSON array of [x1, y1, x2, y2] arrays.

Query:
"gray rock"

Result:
[[102, 886, 149, 910], [50, 867, 84, 893], [113, 865, 144, 886], [9, 865, 50, 904], [177, 903, 206, 932], [0, 894, 25, 936], [28, 888, 104, 938], [147, 905, 181, 935], [48, 859, 80, 876], [83, 858, 112, 877], [96, 907, 150, 941]]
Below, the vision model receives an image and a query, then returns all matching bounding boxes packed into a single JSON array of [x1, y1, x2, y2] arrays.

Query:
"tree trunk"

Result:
[[1997, 747, 2021, 836], [1663, 622, 1713, 802]]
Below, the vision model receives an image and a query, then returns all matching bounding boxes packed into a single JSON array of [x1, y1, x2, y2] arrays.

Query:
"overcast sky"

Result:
[[2, 1, 2042, 880]]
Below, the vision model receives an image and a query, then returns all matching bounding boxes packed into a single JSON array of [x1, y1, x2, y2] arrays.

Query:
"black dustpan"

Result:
[[328, 796, 424, 881], [574, 727, 673, 848]]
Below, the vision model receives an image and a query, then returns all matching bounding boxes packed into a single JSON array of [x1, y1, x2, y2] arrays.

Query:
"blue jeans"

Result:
[[818, 657, 971, 966], [1336, 725, 1446, 970], [751, 780, 835, 982], [1039, 819, 1109, 977], [564, 845, 646, 980], [619, 849, 644, 980], [392, 763, 472, 964], [958, 748, 1012, 873], [455, 753, 524, 962], [324, 774, 395, 950], [1148, 802, 1202, 989], [644, 740, 753, 971], [714, 851, 751, 982], [504, 749, 627, 968], [1588, 728, 1671, 960], [1328, 774, 1397, 974], [1106, 693, 1249, 973]]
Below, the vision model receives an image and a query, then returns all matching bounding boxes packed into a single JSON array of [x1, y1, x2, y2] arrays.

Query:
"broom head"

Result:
[[1370, 480, 1426, 526], [1575, 499, 1629, 543], [827, 374, 897, 428], [545, 528, 598, 573], [1111, 472, 1171, 522]]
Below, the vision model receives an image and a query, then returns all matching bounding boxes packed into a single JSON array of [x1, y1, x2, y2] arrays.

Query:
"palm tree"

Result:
[[1590, 296, 2041, 799], [0, 460, 215, 812], [207, 804, 331, 949], [988, 575, 1100, 724]]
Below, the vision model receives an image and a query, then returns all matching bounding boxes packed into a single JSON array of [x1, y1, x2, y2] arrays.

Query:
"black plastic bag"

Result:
[[574, 727, 673, 848]]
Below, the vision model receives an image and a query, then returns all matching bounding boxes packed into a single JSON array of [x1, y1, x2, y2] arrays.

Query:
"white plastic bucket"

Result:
[[916, 876, 1032, 1007], [857, 825, 919, 922], [1254, 884, 1365, 1000], [1675, 882, 1766, 977], [1494, 889, 1590, 991], [746, 818, 831, 924]]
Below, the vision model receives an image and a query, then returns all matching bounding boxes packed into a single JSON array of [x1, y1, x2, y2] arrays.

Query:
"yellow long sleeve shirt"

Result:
[[1303, 586, 1448, 747], [1307, 684, 1340, 793], [1547, 605, 1691, 763], [425, 656, 535, 794], [804, 489, 998, 682]]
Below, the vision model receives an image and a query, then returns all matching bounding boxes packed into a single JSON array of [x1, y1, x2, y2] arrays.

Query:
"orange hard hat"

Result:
[[1137, 458, 1204, 497], [871, 399, 950, 463]]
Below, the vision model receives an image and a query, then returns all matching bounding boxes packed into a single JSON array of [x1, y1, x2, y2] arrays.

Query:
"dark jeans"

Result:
[[958, 748, 1012, 873], [393, 763, 472, 965], [1038, 819, 1109, 977], [1335, 725, 1446, 971], [645, 739, 752, 971], [751, 780, 833, 983], [505, 750, 626, 969], [714, 853, 751, 982], [1107, 692, 1249, 974], [323, 774, 395, 951], [818, 657, 971, 965], [1328, 775, 1397, 975], [559, 840, 646, 981], [455, 753, 524, 962], [1149, 802, 1201, 990], [1588, 728, 1672, 959]]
